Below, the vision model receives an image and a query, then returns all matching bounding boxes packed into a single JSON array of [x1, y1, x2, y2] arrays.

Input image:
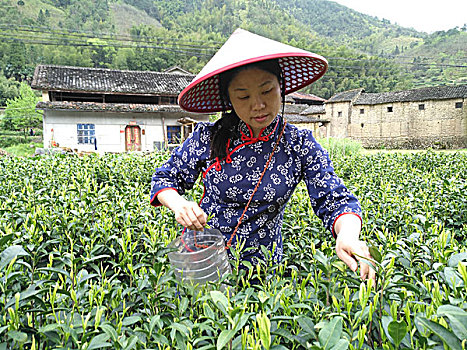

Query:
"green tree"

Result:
[[41, 46, 93, 67], [2, 41, 28, 81], [1, 82, 42, 138], [37, 9, 46, 25], [87, 38, 116, 68], [0, 74, 20, 106]]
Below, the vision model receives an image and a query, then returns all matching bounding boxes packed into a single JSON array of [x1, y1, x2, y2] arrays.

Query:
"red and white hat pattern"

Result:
[[178, 28, 328, 113]]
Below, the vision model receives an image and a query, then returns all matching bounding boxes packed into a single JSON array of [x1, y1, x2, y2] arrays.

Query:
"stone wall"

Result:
[[347, 98, 466, 149], [294, 122, 328, 139], [325, 102, 351, 138]]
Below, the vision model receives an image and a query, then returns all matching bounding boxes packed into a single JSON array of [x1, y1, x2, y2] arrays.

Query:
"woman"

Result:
[[151, 29, 375, 280]]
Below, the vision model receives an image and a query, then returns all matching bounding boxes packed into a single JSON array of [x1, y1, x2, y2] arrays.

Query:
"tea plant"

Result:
[[0, 150, 466, 349]]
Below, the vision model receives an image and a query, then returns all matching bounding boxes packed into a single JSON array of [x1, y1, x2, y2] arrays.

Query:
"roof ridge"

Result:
[[35, 64, 195, 77]]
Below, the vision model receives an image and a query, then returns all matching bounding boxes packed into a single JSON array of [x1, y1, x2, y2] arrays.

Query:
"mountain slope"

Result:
[[110, 3, 161, 36], [0, 0, 465, 100]]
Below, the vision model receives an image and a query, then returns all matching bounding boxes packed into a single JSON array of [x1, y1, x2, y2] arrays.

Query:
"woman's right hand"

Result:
[[157, 189, 207, 231]]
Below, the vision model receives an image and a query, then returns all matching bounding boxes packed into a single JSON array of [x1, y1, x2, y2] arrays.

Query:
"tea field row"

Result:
[[0, 151, 465, 349]]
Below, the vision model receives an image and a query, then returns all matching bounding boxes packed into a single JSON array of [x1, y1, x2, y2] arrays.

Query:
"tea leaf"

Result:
[[272, 328, 296, 343], [0, 245, 29, 270], [217, 329, 235, 350], [258, 290, 269, 304], [210, 290, 229, 310], [448, 252, 467, 267], [203, 303, 215, 320], [122, 316, 141, 327], [233, 314, 250, 333], [0, 233, 14, 247], [318, 317, 343, 350], [256, 312, 271, 350], [270, 346, 289, 350], [7, 330, 27, 343], [122, 335, 138, 350], [412, 214, 426, 225], [289, 303, 312, 311], [37, 267, 70, 279], [179, 297, 189, 315], [171, 322, 190, 336], [330, 339, 349, 350], [388, 320, 408, 347], [148, 315, 162, 335], [38, 323, 60, 334], [437, 305, 467, 318], [296, 315, 316, 337], [437, 305, 467, 340], [443, 267, 464, 289], [369, 245, 382, 263], [87, 333, 112, 350], [416, 316, 462, 349], [82, 254, 112, 265], [152, 333, 169, 346], [100, 324, 118, 343]]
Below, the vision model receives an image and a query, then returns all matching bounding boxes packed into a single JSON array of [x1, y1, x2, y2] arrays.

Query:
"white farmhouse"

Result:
[[31, 65, 210, 153]]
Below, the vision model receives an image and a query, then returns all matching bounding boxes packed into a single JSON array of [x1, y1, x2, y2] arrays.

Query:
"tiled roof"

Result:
[[284, 104, 309, 115], [36, 101, 202, 114], [354, 85, 467, 105], [286, 91, 325, 103], [164, 66, 193, 75], [301, 105, 325, 115], [31, 65, 195, 95], [287, 115, 329, 123], [327, 88, 364, 103], [284, 103, 328, 123]]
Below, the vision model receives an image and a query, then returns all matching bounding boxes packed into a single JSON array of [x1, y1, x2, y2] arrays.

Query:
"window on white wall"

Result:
[[77, 124, 95, 144]]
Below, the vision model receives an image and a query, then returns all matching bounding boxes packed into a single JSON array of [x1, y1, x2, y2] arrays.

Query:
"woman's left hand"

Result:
[[334, 214, 376, 281]]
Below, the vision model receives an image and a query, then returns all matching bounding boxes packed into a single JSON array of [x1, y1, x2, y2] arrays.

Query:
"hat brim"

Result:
[[178, 29, 328, 113]]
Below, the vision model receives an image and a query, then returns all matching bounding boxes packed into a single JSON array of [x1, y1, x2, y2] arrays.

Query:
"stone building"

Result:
[[32, 65, 209, 152], [283, 91, 329, 138], [325, 85, 467, 148]]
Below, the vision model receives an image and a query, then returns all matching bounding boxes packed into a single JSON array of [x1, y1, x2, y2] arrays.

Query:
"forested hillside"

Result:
[[0, 0, 466, 104]]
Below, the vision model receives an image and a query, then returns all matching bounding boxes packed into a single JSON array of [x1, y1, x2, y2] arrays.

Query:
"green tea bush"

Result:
[[0, 151, 466, 349]]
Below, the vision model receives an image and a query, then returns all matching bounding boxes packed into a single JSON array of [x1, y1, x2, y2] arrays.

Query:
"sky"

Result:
[[331, 0, 467, 33]]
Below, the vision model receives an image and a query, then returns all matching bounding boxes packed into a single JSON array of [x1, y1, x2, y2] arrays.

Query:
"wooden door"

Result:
[[125, 125, 141, 151]]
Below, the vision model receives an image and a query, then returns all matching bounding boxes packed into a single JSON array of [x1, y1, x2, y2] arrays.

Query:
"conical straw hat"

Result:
[[178, 28, 328, 113]]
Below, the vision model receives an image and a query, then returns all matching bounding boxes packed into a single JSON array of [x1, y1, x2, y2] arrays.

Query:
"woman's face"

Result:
[[227, 68, 281, 138]]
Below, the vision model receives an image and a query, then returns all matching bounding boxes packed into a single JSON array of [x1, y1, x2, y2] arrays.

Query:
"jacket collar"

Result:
[[237, 114, 280, 143]]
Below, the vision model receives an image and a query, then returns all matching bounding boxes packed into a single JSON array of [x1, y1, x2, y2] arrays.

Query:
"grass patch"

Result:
[[4, 142, 41, 156], [318, 137, 363, 159]]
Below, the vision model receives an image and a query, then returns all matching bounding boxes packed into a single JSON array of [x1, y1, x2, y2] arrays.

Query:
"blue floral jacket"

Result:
[[150, 115, 362, 264]]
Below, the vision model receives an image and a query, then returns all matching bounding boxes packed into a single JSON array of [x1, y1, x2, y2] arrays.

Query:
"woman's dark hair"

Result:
[[210, 59, 285, 160]]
